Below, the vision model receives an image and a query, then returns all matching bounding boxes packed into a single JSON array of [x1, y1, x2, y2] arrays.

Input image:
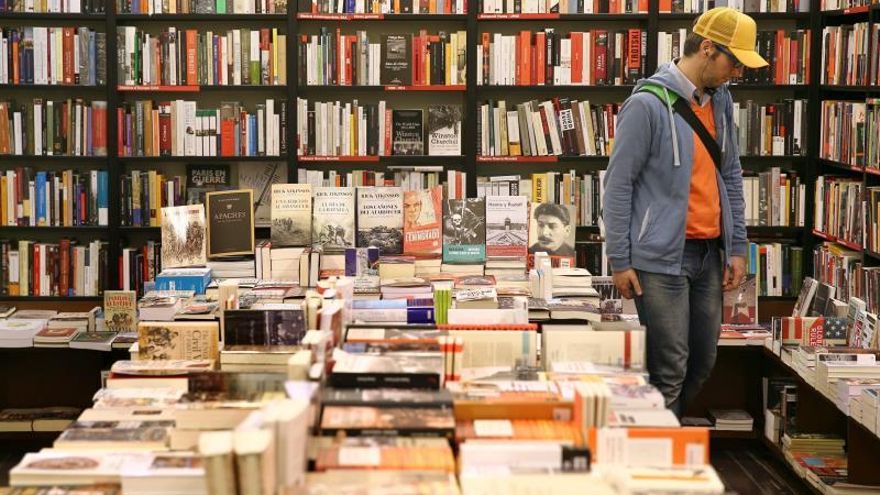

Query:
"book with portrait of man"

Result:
[[403, 186, 443, 256], [442, 198, 486, 264], [271, 183, 312, 247], [528, 203, 576, 266]]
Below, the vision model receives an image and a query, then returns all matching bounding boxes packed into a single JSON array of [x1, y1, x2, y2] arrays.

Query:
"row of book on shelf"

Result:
[[116, 0, 290, 13], [820, 99, 880, 169], [0, 27, 107, 87], [0, 99, 108, 157], [117, 27, 287, 87]]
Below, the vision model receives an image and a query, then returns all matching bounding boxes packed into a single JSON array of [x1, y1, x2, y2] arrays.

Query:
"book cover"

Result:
[[357, 187, 403, 255], [313, 187, 355, 251], [380, 34, 411, 85], [160, 205, 207, 269], [222, 309, 306, 346], [186, 164, 231, 205], [392, 110, 424, 156], [271, 183, 312, 247], [426, 105, 462, 156], [723, 274, 757, 325], [103, 290, 137, 333], [238, 163, 287, 227], [138, 321, 220, 361], [403, 186, 443, 256], [528, 203, 576, 258], [485, 196, 528, 258], [442, 198, 486, 264], [206, 189, 255, 258], [792, 276, 818, 317]]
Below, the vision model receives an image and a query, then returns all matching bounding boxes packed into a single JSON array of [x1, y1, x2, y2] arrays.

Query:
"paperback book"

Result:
[[427, 105, 462, 156], [403, 186, 443, 256], [392, 110, 424, 156], [186, 164, 231, 205], [380, 34, 412, 85], [443, 198, 486, 264], [206, 189, 255, 258], [313, 187, 355, 251], [238, 163, 287, 227], [357, 187, 404, 255], [103, 290, 137, 333], [138, 321, 220, 361], [485, 196, 528, 258], [160, 205, 207, 269], [271, 183, 312, 247]]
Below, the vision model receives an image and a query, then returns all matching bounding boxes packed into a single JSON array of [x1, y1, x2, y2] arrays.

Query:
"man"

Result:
[[603, 7, 765, 417], [528, 203, 575, 257], [404, 193, 423, 229]]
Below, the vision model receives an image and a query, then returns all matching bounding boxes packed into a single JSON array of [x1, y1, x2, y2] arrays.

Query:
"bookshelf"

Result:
[[0, 0, 825, 301]]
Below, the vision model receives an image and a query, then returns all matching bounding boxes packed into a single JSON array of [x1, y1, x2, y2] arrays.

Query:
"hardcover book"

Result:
[[357, 187, 403, 255], [403, 186, 443, 256], [206, 189, 255, 258], [380, 35, 411, 85], [392, 110, 424, 156], [222, 309, 306, 346], [271, 183, 312, 247], [427, 105, 462, 156], [442, 198, 486, 264], [313, 187, 355, 251], [103, 290, 137, 333], [138, 321, 220, 361], [238, 163, 287, 227], [485, 196, 528, 258], [160, 205, 207, 269]]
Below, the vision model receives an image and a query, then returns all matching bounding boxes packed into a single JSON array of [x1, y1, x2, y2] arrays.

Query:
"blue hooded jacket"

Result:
[[602, 61, 748, 276]]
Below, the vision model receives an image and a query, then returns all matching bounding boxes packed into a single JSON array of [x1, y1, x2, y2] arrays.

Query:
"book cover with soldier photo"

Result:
[[160, 205, 207, 269], [271, 183, 312, 247], [403, 186, 443, 256], [357, 187, 403, 255], [442, 198, 486, 264], [313, 187, 355, 251]]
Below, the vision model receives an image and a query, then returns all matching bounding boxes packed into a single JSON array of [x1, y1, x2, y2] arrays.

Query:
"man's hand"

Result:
[[723, 255, 746, 291], [613, 269, 643, 300]]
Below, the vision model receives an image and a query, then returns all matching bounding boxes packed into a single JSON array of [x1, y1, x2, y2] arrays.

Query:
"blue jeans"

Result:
[[634, 238, 723, 417]]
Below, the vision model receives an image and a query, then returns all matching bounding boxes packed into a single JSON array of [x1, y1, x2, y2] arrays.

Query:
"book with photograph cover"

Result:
[[723, 274, 758, 325], [103, 290, 137, 333], [485, 196, 528, 258], [528, 203, 576, 264], [380, 34, 411, 85], [271, 183, 312, 247], [427, 105, 462, 156], [206, 189, 255, 258], [313, 187, 355, 251], [403, 186, 443, 256], [392, 110, 423, 156], [320, 406, 455, 438], [792, 276, 818, 317], [186, 164, 231, 205], [238, 163, 287, 227], [357, 187, 403, 255], [160, 205, 207, 269], [137, 321, 220, 362], [222, 309, 306, 346], [442, 198, 486, 264]]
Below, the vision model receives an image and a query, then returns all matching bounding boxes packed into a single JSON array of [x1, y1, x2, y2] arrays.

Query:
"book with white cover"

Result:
[[121, 452, 207, 495], [542, 324, 645, 371], [271, 183, 312, 247], [312, 187, 355, 251], [10, 451, 133, 486]]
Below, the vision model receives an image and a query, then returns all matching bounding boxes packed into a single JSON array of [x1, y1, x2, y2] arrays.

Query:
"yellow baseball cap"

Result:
[[693, 7, 769, 69]]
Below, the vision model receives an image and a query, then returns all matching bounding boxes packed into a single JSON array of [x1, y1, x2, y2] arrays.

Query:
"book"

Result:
[[528, 203, 576, 259], [485, 196, 529, 258], [205, 189, 255, 258], [238, 163, 287, 228], [380, 35, 411, 86], [223, 309, 307, 346], [403, 186, 443, 256], [160, 205, 207, 269], [138, 321, 220, 361], [442, 198, 486, 264], [723, 274, 757, 325], [392, 110, 424, 156], [69, 331, 117, 351], [313, 187, 356, 251], [104, 290, 137, 333], [427, 105, 462, 156], [271, 183, 312, 247], [186, 164, 231, 204], [792, 276, 818, 317], [357, 187, 404, 255]]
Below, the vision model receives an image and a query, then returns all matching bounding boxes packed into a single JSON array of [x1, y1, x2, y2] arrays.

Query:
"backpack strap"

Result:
[[637, 82, 723, 172]]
